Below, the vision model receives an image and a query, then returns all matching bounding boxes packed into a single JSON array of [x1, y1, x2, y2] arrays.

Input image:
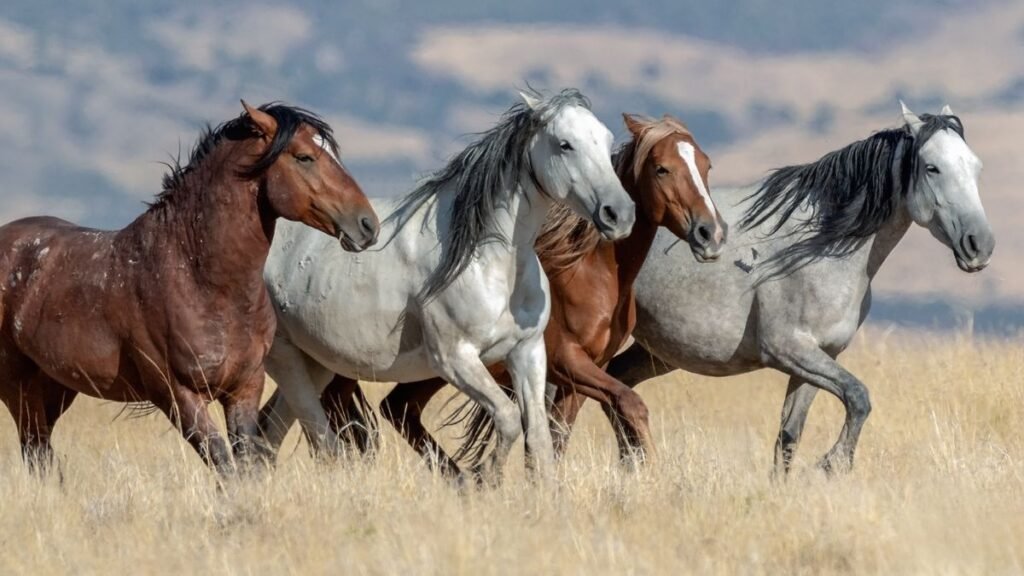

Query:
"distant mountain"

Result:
[[0, 0, 1020, 315]]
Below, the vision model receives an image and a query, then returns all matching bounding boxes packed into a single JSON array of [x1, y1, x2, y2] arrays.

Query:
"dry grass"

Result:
[[1, 330, 1022, 575]]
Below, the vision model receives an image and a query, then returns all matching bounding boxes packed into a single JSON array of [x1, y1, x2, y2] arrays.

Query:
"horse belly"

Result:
[[632, 289, 759, 377], [22, 317, 123, 396]]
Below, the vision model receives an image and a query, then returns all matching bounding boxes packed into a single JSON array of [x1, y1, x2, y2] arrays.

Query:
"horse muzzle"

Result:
[[952, 227, 994, 273], [336, 211, 380, 253]]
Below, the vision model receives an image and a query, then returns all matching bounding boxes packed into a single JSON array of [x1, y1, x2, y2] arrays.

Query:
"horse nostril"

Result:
[[696, 223, 712, 245], [961, 234, 979, 258], [601, 205, 619, 226], [360, 216, 377, 237]]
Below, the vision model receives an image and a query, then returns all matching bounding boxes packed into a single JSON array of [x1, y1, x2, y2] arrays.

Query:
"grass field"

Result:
[[0, 330, 1021, 575]]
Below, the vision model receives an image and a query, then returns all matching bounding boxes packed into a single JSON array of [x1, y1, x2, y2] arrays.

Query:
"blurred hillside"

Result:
[[0, 0, 1020, 326]]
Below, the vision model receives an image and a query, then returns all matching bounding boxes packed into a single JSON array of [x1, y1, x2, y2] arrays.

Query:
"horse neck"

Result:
[[612, 176, 659, 287], [130, 142, 274, 292], [866, 203, 913, 280], [485, 173, 554, 258]]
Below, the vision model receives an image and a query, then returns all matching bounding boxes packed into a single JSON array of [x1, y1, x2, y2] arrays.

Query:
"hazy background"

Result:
[[1, 0, 1021, 330]]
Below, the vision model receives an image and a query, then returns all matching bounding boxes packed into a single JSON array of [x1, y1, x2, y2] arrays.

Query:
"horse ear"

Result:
[[623, 113, 646, 136], [241, 100, 277, 138], [900, 100, 924, 135], [519, 91, 542, 110], [941, 104, 954, 116]]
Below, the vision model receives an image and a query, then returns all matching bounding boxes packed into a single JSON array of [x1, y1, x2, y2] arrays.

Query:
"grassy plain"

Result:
[[0, 330, 1021, 575]]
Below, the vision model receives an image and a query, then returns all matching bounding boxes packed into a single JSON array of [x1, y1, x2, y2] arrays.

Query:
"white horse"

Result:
[[258, 89, 635, 478]]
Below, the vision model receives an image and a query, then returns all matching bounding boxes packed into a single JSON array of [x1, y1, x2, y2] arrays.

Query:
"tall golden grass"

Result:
[[0, 330, 1021, 575]]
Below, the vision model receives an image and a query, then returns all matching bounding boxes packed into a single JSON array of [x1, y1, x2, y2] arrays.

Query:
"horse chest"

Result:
[[552, 264, 631, 364], [441, 253, 549, 361], [164, 298, 273, 391]]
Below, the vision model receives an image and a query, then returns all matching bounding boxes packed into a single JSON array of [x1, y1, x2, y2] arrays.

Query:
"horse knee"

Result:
[[845, 384, 871, 420], [615, 390, 650, 425], [494, 404, 521, 443]]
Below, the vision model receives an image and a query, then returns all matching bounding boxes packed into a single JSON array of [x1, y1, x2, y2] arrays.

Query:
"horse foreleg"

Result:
[[223, 369, 273, 473], [773, 376, 819, 477], [429, 346, 521, 484], [506, 336, 555, 477], [152, 384, 233, 475], [765, 341, 868, 474], [549, 384, 586, 457], [551, 344, 654, 467], [378, 379, 461, 477]]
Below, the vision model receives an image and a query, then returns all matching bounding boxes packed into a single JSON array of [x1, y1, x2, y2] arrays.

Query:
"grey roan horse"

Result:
[[554, 102, 994, 473]]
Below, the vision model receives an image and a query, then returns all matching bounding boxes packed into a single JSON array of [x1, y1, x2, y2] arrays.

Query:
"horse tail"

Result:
[[439, 383, 516, 469]]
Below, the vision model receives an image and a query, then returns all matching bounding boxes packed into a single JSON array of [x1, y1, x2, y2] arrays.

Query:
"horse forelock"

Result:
[[628, 116, 693, 181]]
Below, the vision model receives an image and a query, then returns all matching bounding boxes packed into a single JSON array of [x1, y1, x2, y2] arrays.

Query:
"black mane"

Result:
[[739, 113, 964, 274], [152, 102, 339, 207]]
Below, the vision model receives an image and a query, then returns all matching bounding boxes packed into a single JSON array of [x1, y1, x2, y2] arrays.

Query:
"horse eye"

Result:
[[559, 140, 574, 152], [655, 165, 670, 176], [296, 154, 315, 164], [925, 164, 940, 174]]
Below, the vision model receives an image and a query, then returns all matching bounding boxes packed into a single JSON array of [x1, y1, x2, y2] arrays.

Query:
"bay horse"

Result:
[[260, 113, 727, 475], [257, 89, 635, 480], [0, 101, 379, 476], [572, 102, 993, 473]]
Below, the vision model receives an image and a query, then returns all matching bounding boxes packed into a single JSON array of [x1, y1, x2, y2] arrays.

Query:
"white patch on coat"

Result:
[[313, 134, 340, 165], [676, 141, 717, 218]]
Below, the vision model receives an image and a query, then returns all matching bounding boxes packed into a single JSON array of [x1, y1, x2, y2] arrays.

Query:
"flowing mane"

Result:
[[739, 114, 965, 275], [536, 115, 692, 273], [389, 89, 591, 300], [151, 103, 339, 209]]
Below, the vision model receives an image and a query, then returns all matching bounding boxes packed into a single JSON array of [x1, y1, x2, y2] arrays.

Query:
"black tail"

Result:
[[438, 382, 516, 469]]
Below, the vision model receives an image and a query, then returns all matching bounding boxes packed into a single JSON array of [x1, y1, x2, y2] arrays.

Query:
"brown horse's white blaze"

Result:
[[676, 140, 725, 260]]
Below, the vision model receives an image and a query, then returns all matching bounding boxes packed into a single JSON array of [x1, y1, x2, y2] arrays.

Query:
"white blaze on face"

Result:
[[676, 141, 717, 218], [313, 134, 340, 165]]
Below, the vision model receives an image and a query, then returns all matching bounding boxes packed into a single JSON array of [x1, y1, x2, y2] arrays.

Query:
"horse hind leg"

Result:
[[323, 375, 381, 456], [0, 369, 76, 479], [377, 378, 461, 477], [773, 376, 819, 477], [262, 336, 340, 459]]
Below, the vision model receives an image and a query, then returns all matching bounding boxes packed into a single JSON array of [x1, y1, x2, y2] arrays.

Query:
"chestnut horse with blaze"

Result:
[[0, 102, 378, 475], [300, 114, 725, 472]]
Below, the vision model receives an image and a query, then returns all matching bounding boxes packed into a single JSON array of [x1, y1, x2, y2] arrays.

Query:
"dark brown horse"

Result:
[[276, 114, 724, 473], [0, 101, 379, 475]]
